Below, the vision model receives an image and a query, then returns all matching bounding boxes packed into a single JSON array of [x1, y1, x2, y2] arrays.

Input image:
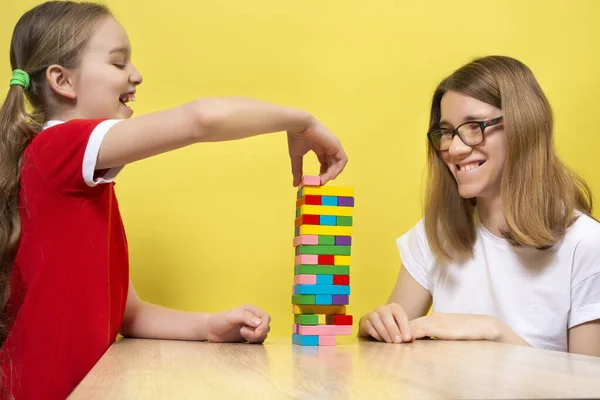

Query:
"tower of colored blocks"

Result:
[[292, 175, 354, 346]]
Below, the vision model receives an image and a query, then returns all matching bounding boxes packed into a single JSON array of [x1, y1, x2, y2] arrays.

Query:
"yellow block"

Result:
[[335, 256, 351, 265], [293, 305, 347, 314], [318, 314, 327, 324], [297, 205, 353, 217], [301, 186, 354, 197], [298, 225, 352, 236]]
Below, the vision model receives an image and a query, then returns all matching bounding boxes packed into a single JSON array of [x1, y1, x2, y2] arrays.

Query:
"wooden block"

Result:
[[336, 216, 353, 226], [326, 314, 353, 325], [333, 275, 350, 285], [335, 236, 352, 246], [334, 256, 351, 265], [316, 275, 333, 285], [294, 284, 351, 295], [294, 274, 317, 285], [293, 235, 319, 247], [298, 225, 352, 236], [294, 214, 320, 227], [315, 295, 332, 305], [292, 294, 316, 305], [321, 196, 338, 206], [292, 333, 318, 346], [293, 305, 346, 314], [319, 335, 336, 346], [318, 314, 327, 324], [331, 295, 349, 305], [296, 195, 322, 207], [295, 265, 350, 275], [297, 205, 353, 217], [297, 245, 351, 256], [302, 186, 354, 197], [338, 196, 355, 207], [318, 235, 335, 245], [298, 325, 352, 335], [301, 175, 321, 186], [295, 255, 318, 265], [293, 323, 298, 334], [297, 187, 303, 199], [318, 255, 334, 265], [295, 314, 319, 325], [319, 215, 337, 226]]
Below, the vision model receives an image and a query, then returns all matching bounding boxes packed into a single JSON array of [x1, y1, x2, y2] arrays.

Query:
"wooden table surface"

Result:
[[69, 337, 600, 399]]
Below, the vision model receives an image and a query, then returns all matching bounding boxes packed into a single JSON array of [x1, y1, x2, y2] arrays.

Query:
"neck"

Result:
[[476, 193, 505, 237]]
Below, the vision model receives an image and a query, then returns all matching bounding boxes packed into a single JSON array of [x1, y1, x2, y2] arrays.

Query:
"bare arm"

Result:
[[97, 97, 346, 185], [120, 280, 271, 343], [386, 264, 432, 320], [568, 320, 600, 357]]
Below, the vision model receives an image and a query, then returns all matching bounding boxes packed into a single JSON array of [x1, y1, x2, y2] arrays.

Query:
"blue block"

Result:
[[316, 275, 333, 285], [322, 196, 338, 206], [295, 284, 351, 295], [316, 294, 333, 304], [298, 187, 303, 198], [292, 333, 318, 346], [319, 215, 336, 226]]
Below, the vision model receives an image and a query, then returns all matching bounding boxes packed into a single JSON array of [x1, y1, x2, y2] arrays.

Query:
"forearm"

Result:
[[193, 97, 313, 142], [120, 300, 212, 341], [489, 317, 531, 347]]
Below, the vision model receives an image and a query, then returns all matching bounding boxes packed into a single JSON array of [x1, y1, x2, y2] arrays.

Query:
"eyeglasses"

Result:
[[427, 116, 503, 152]]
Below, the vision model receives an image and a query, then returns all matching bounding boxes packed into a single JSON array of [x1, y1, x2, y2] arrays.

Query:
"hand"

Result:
[[358, 303, 413, 343], [409, 312, 499, 341], [206, 305, 271, 344], [287, 117, 348, 187]]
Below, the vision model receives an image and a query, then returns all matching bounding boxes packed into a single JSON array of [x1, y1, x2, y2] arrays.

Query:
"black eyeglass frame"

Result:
[[427, 116, 503, 151]]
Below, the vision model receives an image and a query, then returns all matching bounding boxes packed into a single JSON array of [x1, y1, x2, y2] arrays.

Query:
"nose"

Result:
[[447, 134, 472, 161], [129, 63, 143, 86]]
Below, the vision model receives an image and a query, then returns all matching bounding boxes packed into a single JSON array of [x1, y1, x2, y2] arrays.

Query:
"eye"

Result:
[[113, 64, 126, 70]]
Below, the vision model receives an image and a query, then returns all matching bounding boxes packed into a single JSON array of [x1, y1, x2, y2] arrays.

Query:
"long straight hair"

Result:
[[424, 56, 593, 263]]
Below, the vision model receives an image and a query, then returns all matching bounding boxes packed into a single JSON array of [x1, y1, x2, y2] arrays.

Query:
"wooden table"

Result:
[[69, 337, 600, 399]]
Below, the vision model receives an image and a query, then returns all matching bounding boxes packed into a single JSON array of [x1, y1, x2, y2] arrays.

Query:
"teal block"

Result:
[[322, 196, 338, 206], [292, 333, 318, 346], [295, 284, 351, 295], [320, 215, 337, 226], [316, 294, 333, 304], [316, 275, 333, 285]]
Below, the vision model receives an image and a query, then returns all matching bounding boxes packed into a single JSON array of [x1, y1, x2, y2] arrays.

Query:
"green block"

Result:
[[336, 216, 353, 226], [318, 235, 335, 245], [295, 265, 350, 275], [296, 208, 300, 218], [298, 245, 351, 256], [294, 314, 319, 325], [293, 294, 316, 305]]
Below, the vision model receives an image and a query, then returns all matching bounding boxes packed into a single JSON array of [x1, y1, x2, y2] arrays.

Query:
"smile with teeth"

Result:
[[119, 93, 135, 105], [458, 161, 485, 172]]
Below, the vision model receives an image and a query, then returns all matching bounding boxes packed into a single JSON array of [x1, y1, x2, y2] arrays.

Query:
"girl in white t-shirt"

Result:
[[358, 56, 600, 356]]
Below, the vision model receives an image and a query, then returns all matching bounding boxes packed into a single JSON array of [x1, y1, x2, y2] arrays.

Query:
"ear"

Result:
[[46, 64, 77, 100]]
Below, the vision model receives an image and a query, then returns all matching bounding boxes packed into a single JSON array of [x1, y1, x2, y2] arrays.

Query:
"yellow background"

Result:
[[2, 0, 599, 337]]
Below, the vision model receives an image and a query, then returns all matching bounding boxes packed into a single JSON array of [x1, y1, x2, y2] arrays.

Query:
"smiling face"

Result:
[[69, 16, 143, 119], [439, 90, 507, 201]]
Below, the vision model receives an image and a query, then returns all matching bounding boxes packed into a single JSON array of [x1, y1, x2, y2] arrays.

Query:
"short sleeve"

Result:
[[28, 119, 123, 196], [395, 219, 434, 292], [569, 237, 600, 328]]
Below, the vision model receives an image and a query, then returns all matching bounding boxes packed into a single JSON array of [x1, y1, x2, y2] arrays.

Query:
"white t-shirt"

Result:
[[396, 214, 600, 352]]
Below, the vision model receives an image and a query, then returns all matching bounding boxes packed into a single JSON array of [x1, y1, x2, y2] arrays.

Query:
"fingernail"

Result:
[[252, 317, 262, 326], [394, 335, 401, 343], [404, 335, 412, 342]]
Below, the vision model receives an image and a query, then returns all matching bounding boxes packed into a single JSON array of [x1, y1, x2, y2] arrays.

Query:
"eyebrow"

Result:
[[440, 114, 489, 128], [109, 47, 130, 55]]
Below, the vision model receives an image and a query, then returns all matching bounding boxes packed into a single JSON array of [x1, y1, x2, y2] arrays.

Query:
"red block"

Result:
[[295, 214, 320, 227], [318, 255, 335, 265], [326, 314, 353, 325], [304, 195, 322, 205], [333, 275, 350, 285]]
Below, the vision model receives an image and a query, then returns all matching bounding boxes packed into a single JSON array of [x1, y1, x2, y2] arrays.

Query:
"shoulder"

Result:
[[564, 213, 600, 247]]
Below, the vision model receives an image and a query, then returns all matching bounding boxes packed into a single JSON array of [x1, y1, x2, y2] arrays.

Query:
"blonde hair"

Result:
[[0, 0, 111, 349], [424, 56, 593, 263]]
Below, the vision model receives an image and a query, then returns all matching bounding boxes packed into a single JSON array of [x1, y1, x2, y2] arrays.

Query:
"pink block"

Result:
[[293, 235, 319, 247], [301, 175, 321, 186], [294, 274, 317, 284], [293, 323, 298, 334], [319, 335, 336, 346], [297, 325, 353, 335], [295, 254, 318, 265]]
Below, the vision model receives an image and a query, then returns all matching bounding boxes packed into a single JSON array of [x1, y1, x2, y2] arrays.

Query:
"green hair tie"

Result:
[[9, 69, 30, 90]]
